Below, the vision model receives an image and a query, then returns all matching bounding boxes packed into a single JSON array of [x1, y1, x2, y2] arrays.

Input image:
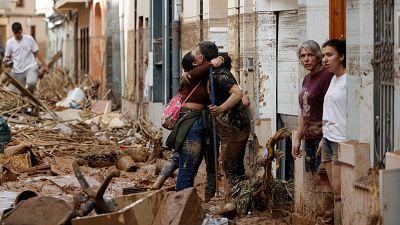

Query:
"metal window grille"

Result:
[[373, 0, 395, 164]]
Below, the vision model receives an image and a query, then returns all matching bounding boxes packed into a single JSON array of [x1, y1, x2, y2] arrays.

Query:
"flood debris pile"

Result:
[[0, 65, 167, 214], [36, 67, 75, 102], [0, 109, 163, 180], [0, 160, 205, 225], [0, 88, 46, 118], [231, 127, 294, 215], [37, 67, 104, 112]]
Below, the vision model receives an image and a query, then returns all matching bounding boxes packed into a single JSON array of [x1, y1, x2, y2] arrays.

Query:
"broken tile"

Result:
[[91, 100, 112, 114]]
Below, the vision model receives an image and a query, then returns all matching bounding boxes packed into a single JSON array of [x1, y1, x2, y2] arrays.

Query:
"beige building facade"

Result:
[[52, 0, 107, 89], [0, 0, 47, 57]]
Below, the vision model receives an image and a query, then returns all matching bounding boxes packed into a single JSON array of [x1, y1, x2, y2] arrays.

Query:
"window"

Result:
[[80, 28, 89, 73], [30, 26, 35, 40], [330, 0, 346, 39], [139, 16, 143, 29], [16, 0, 23, 7]]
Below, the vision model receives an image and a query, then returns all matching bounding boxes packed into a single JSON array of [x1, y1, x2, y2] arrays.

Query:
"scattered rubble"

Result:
[[0, 66, 166, 220], [0, 66, 292, 224]]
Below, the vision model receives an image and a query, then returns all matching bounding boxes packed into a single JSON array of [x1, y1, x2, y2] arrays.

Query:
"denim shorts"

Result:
[[321, 137, 339, 164], [304, 138, 321, 172]]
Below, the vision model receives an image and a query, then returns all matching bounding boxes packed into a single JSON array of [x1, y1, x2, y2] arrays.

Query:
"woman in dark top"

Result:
[[155, 51, 218, 202], [165, 48, 221, 194], [179, 41, 250, 200], [292, 40, 334, 222], [292, 40, 333, 184]]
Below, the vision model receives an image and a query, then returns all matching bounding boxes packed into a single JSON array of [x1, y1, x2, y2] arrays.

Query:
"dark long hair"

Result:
[[219, 53, 232, 71], [181, 51, 195, 72], [322, 39, 346, 68]]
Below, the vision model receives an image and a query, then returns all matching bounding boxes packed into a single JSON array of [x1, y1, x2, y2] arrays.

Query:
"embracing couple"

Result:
[[154, 41, 251, 203]]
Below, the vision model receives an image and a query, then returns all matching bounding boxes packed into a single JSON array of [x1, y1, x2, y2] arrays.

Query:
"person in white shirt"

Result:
[[320, 39, 347, 204], [4, 22, 48, 93]]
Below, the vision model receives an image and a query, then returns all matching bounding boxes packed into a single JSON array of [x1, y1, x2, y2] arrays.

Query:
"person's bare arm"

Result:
[[181, 57, 224, 84], [33, 51, 49, 74], [242, 94, 250, 108], [291, 113, 304, 159], [209, 84, 243, 117]]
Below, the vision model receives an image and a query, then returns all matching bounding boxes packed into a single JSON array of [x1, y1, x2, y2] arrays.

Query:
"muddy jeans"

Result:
[[221, 136, 248, 189], [176, 117, 206, 191], [160, 138, 217, 195]]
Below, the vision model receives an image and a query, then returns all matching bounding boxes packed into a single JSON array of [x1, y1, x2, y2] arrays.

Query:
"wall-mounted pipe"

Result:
[[163, 0, 170, 103], [119, 0, 125, 109], [171, 19, 181, 94], [275, 10, 279, 131], [237, 0, 240, 83], [200, 0, 203, 41]]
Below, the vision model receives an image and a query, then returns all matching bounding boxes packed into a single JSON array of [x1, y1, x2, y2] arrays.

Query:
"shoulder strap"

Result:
[[182, 81, 202, 104]]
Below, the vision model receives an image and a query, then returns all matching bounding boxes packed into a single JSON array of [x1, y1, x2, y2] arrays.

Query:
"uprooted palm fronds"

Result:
[[231, 127, 293, 214], [232, 178, 294, 214]]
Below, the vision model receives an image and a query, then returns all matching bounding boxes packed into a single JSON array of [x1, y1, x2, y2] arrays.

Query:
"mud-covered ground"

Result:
[[1, 152, 291, 224]]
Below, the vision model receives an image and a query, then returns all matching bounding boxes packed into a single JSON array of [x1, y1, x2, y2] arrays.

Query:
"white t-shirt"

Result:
[[322, 74, 347, 142], [5, 34, 39, 73]]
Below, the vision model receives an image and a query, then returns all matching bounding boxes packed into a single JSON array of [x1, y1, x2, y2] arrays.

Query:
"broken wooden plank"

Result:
[[19, 164, 50, 173], [3, 72, 59, 120], [3, 143, 31, 157], [38, 51, 62, 79], [90, 100, 112, 114]]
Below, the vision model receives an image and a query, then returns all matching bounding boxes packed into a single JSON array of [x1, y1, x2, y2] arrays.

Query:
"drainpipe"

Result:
[[74, 13, 79, 84], [199, 0, 203, 41], [237, 0, 240, 83], [134, 0, 138, 102], [275, 10, 281, 178], [119, 0, 125, 109], [275, 11, 279, 132], [171, 0, 182, 94], [163, 0, 170, 103], [255, 8, 260, 119]]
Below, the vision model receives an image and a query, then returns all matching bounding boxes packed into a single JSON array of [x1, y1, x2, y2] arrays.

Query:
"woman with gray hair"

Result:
[[292, 40, 333, 186]]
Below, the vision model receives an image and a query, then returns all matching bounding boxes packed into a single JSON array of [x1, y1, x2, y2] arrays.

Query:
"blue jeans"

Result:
[[304, 138, 322, 172], [176, 117, 206, 191], [162, 121, 218, 195], [159, 151, 179, 177]]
